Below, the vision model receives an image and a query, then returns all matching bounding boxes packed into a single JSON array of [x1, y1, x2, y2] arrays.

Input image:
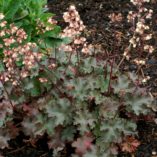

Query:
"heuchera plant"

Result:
[[118, 0, 153, 83], [0, 1, 153, 157]]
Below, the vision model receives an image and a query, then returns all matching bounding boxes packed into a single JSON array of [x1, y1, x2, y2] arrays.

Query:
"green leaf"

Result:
[[96, 75, 109, 92], [126, 94, 152, 115], [100, 118, 136, 143], [61, 126, 76, 141], [112, 75, 129, 93], [45, 98, 71, 125], [5, 0, 23, 20], [44, 37, 64, 48], [74, 110, 96, 134], [23, 78, 41, 97], [15, 60, 23, 67], [14, 10, 29, 21], [0, 61, 5, 72], [42, 26, 61, 38]]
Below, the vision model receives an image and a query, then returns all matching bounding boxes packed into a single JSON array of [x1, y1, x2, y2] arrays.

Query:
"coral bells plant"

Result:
[[130, 0, 150, 5], [0, 3, 154, 157], [119, 0, 154, 65], [117, 0, 154, 84], [0, 14, 42, 85], [60, 5, 93, 54]]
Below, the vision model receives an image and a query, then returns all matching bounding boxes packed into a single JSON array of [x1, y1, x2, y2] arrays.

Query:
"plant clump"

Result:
[[0, 1, 155, 157]]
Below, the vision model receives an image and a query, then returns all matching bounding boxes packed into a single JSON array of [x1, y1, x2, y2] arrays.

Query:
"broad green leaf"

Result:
[[5, 0, 24, 20], [126, 94, 152, 115]]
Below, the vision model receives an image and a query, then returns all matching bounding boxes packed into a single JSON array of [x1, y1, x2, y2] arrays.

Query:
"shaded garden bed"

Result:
[[1, 0, 157, 157]]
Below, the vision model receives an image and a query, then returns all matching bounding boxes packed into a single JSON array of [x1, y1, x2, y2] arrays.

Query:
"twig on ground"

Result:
[[7, 146, 26, 155]]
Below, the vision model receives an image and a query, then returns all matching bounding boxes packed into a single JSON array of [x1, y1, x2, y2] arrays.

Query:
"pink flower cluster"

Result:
[[60, 5, 93, 54], [109, 13, 123, 23], [123, 0, 154, 63], [0, 14, 42, 85], [2, 42, 42, 85], [62, 5, 85, 38], [36, 17, 57, 34], [130, 0, 150, 6]]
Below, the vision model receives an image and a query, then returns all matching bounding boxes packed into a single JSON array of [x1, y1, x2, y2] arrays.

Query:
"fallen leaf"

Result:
[[121, 136, 140, 153]]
